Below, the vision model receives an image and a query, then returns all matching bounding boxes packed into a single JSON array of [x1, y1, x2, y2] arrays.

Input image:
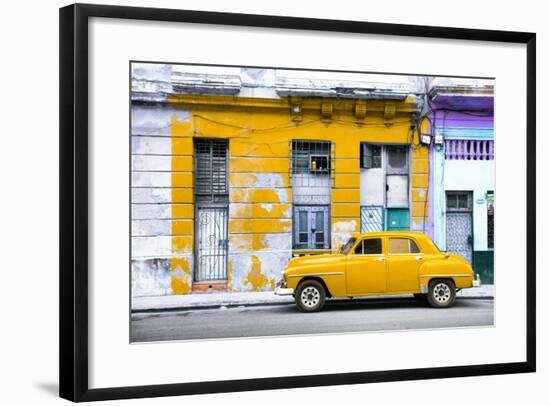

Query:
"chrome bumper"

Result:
[[274, 287, 294, 296], [274, 278, 294, 296], [472, 274, 482, 287]]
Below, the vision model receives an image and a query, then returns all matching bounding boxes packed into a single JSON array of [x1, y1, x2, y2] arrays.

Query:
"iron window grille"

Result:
[[194, 138, 229, 203], [309, 154, 329, 173], [195, 206, 229, 282], [291, 140, 332, 174], [290, 140, 335, 190]]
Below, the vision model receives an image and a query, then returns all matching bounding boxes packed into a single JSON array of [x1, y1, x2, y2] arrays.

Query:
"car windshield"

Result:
[[339, 237, 356, 254]]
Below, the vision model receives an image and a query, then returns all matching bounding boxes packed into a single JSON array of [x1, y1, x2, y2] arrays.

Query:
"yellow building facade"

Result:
[[130, 66, 428, 296]]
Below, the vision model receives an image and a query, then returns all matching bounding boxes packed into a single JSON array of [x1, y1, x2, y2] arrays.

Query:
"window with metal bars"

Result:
[[194, 139, 228, 202], [291, 140, 331, 174]]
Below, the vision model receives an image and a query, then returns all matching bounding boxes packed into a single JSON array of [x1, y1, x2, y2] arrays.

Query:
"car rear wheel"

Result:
[[295, 280, 326, 312], [427, 279, 456, 308]]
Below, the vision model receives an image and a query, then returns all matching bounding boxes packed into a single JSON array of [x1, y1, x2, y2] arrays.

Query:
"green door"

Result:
[[386, 208, 409, 231]]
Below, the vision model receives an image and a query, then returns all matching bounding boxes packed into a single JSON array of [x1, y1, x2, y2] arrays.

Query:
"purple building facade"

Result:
[[427, 78, 495, 283]]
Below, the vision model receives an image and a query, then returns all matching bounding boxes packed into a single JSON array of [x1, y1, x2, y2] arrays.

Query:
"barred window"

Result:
[[292, 140, 331, 174], [194, 139, 228, 198]]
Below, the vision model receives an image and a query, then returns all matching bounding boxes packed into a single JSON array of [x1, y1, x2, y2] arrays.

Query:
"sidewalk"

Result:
[[132, 285, 494, 313], [456, 284, 494, 298]]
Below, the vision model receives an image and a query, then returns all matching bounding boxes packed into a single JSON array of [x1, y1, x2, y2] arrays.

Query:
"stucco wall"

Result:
[[443, 159, 495, 251], [131, 90, 426, 296], [428, 95, 494, 255], [131, 104, 194, 297]]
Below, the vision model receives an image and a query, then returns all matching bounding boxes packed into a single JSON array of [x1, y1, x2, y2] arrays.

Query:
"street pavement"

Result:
[[131, 297, 494, 342], [131, 285, 495, 312]]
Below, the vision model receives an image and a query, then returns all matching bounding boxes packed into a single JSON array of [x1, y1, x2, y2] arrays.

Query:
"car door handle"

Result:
[[377, 257, 385, 262], [415, 256, 424, 261]]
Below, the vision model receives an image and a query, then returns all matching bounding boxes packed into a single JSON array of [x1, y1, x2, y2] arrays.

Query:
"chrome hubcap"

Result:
[[433, 283, 451, 303], [301, 286, 320, 308]]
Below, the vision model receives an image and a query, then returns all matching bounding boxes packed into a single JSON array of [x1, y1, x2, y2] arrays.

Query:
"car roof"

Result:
[[354, 231, 431, 239]]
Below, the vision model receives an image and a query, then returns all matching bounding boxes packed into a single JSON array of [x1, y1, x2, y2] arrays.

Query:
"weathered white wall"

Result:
[[293, 173, 331, 205], [131, 258, 171, 297], [131, 103, 179, 296], [442, 160, 495, 251], [227, 157, 293, 292], [360, 168, 384, 206], [331, 218, 360, 249], [386, 174, 408, 207]]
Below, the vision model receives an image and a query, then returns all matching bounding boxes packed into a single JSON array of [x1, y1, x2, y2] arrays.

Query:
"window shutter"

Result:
[[362, 143, 373, 169], [211, 140, 227, 194], [195, 139, 228, 198]]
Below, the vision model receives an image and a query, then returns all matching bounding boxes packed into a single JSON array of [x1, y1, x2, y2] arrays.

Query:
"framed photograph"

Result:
[[59, 3, 536, 402]]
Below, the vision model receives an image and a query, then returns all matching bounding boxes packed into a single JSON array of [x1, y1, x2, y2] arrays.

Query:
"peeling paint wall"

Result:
[[410, 145, 430, 233], [131, 102, 174, 297], [131, 99, 194, 297], [132, 63, 426, 296], [131, 258, 171, 297], [227, 131, 293, 292]]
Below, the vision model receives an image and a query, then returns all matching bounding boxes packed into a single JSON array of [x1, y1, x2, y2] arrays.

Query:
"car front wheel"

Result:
[[427, 279, 456, 308], [295, 280, 326, 312]]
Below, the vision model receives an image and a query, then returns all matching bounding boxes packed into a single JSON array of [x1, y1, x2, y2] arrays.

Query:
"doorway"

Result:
[[445, 191, 473, 264], [195, 206, 228, 281], [293, 205, 330, 249]]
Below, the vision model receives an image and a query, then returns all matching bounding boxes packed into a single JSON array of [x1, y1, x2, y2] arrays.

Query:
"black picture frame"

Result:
[[59, 3, 536, 402]]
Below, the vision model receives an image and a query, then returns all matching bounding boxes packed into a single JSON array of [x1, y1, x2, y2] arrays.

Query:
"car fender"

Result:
[[285, 260, 347, 297], [418, 258, 474, 291]]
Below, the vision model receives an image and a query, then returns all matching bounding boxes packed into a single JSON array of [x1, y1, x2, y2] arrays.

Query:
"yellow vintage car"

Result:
[[275, 231, 481, 312]]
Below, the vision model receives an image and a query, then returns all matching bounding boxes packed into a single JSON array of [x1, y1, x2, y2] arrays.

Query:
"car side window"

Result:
[[354, 238, 382, 255], [388, 238, 421, 254]]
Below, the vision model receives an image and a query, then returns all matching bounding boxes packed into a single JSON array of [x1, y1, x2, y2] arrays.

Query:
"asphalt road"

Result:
[[130, 298, 494, 342]]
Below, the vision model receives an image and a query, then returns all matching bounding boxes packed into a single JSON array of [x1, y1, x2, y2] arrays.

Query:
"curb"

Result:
[[131, 295, 493, 314], [132, 300, 294, 314]]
